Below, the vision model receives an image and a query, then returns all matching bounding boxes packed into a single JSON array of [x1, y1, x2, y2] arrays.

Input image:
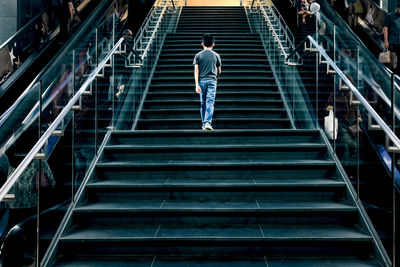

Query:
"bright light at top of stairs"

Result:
[[186, 0, 242, 6]]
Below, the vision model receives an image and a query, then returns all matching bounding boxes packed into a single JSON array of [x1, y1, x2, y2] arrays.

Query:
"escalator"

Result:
[[0, 0, 130, 263]]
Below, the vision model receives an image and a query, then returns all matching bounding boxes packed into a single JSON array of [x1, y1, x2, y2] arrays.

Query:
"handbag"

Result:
[[379, 50, 391, 64], [324, 110, 338, 140], [354, 0, 364, 14]]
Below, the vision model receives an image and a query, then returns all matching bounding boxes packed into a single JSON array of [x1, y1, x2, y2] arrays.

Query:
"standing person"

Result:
[[58, 0, 78, 40], [297, 0, 311, 24], [193, 33, 222, 131], [383, 2, 400, 75], [346, 0, 357, 28]]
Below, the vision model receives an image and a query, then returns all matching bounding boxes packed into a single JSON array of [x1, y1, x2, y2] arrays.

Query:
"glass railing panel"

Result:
[[0, 82, 41, 152], [116, 4, 175, 131], [0, 10, 117, 266], [96, 18, 115, 65], [73, 23, 99, 92], [40, 50, 75, 133], [250, 1, 396, 261], [96, 58, 115, 133], [247, 2, 315, 129], [316, 11, 400, 121], [38, 109, 74, 262], [0, 89, 40, 265], [301, 36, 396, 263], [73, 88, 96, 194]]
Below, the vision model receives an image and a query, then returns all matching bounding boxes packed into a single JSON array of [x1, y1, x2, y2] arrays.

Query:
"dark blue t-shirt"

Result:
[[384, 12, 400, 45], [193, 49, 222, 81]]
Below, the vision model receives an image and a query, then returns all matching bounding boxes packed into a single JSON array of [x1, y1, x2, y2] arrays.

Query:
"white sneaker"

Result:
[[204, 122, 213, 130]]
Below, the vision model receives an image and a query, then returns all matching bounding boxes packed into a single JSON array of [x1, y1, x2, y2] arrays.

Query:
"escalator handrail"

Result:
[[0, 0, 113, 130], [0, 6, 51, 53], [0, 36, 125, 202]]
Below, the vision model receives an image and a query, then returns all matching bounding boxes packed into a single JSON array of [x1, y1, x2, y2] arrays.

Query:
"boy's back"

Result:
[[193, 49, 221, 81]]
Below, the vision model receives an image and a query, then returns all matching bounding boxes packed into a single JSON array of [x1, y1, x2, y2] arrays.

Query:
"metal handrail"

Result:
[[131, 0, 173, 65], [141, 5, 168, 60], [259, 3, 288, 59], [0, 37, 125, 201], [307, 36, 400, 150], [289, 31, 400, 121], [286, 36, 309, 61], [262, 0, 295, 50], [133, 6, 156, 48], [0, 6, 51, 52], [252, 0, 298, 63]]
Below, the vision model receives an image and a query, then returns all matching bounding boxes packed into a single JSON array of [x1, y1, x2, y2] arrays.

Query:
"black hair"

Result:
[[202, 33, 215, 48]]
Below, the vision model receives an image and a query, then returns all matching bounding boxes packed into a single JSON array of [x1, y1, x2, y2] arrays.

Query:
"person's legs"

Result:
[[347, 3, 355, 27], [204, 80, 217, 125], [391, 44, 400, 75], [337, 121, 357, 165], [199, 80, 208, 127]]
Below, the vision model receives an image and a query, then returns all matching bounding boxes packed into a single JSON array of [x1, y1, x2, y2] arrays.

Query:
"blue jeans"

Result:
[[199, 79, 217, 125]]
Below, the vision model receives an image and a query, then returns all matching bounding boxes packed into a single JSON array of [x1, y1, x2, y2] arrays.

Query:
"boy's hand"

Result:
[[195, 85, 201, 94]]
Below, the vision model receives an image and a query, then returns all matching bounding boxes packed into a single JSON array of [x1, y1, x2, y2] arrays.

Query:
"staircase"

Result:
[[47, 6, 389, 266], [136, 6, 291, 130]]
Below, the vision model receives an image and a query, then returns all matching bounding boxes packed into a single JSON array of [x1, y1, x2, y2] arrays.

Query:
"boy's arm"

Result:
[[218, 66, 222, 75], [194, 64, 201, 94]]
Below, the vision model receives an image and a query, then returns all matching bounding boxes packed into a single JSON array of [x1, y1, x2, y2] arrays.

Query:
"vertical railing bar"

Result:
[[333, 25, 336, 151], [95, 28, 98, 67], [391, 72, 396, 267], [112, 14, 116, 128], [356, 105, 360, 201], [36, 80, 43, 267], [95, 78, 98, 155]]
